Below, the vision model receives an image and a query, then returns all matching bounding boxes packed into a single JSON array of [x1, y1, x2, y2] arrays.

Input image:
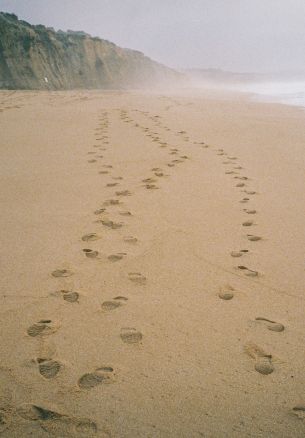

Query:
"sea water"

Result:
[[233, 81, 305, 108]]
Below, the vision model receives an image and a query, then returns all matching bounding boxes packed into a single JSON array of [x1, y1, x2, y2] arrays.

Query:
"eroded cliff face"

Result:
[[0, 12, 181, 90]]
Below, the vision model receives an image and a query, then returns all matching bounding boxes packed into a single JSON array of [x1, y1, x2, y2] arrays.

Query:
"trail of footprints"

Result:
[[198, 135, 287, 378], [11, 99, 298, 435]]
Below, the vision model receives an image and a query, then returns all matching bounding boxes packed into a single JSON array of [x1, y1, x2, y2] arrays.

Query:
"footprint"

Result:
[[27, 320, 57, 337], [78, 367, 114, 389], [237, 265, 259, 277], [124, 236, 137, 244], [120, 328, 143, 344], [108, 253, 126, 262], [218, 291, 234, 300], [99, 170, 109, 174], [103, 199, 120, 206], [236, 183, 245, 188], [38, 359, 62, 379], [242, 221, 254, 227], [145, 184, 159, 190], [244, 190, 256, 195], [88, 159, 97, 163], [244, 209, 257, 214], [230, 250, 249, 257], [255, 317, 285, 332], [116, 190, 131, 197], [82, 233, 101, 242], [101, 219, 123, 229], [142, 178, 157, 183], [101, 300, 122, 311], [51, 269, 73, 278], [106, 183, 118, 187], [17, 404, 97, 437], [61, 290, 79, 303], [128, 272, 146, 285], [119, 211, 132, 216], [244, 343, 274, 375], [247, 235, 262, 242], [240, 198, 249, 203], [94, 208, 106, 215], [83, 249, 99, 258]]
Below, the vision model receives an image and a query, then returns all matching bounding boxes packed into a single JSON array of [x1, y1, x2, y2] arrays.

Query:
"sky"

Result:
[[0, 0, 305, 73]]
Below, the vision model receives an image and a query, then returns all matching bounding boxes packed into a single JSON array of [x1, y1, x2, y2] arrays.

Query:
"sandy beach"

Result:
[[1, 89, 305, 437]]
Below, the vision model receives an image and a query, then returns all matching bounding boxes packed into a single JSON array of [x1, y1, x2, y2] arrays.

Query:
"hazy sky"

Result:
[[1, 0, 305, 73]]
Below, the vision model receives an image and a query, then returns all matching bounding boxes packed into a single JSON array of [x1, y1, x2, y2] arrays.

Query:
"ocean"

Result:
[[233, 81, 305, 108]]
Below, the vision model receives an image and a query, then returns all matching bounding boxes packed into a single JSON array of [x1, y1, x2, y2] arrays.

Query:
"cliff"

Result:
[[0, 12, 182, 90]]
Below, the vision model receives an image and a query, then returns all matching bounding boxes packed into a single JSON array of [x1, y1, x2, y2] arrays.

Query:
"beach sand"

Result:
[[0, 89, 305, 437]]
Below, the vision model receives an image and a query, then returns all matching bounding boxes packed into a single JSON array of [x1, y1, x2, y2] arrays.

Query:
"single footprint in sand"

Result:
[[78, 367, 114, 389], [231, 250, 249, 257], [61, 290, 79, 303], [155, 172, 164, 177], [108, 253, 126, 262], [218, 285, 234, 301], [244, 342, 274, 375], [143, 177, 157, 183], [128, 272, 146, 285], [51, 269, 73, 278], [103, 199, 120, 206], [17, 404, 97, 437], [255, 317, 285, 332], [101, 300, 123, 311], [119, 211, 132, 216], [244, 190, 257, 195], [242, 220, 254, 227], [83, 249, 99, 259], [120, 328, 143, 344], [99, 170, 109, 174], [27, 320, 58, 337], [101, 219, 123, 229], [235, 176, 248, 180], [82, 233, 101, 242], [292, 405, 305, 420], [247, 235, 262, 242], [145, 184, 159, 190], [236, 183, 246, 188], [244, 209, 257, 214], [124, 236, 138, 244], [94, 208, 106, 215], [237, 265, 259, 277], [37, 358, 62, 379], [240, 198, 250, 203], [116, 190, 131, 197]]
